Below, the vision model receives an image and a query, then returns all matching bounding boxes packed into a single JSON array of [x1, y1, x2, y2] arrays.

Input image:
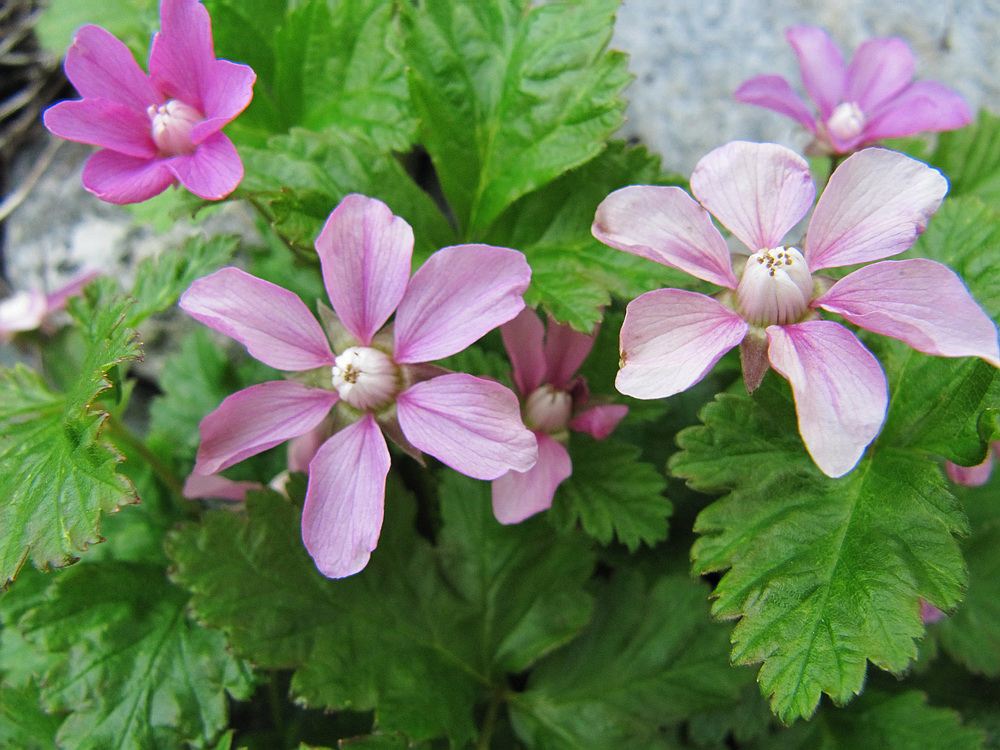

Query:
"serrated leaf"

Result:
[[510, 572, 754, 749], [672, 377, 969, 723], [19, 561, 253, 750], [402, 0, 631, 236], [929, 110, 1000, 206], [0, 282, 141, 585], [0, 683, 64, 750]]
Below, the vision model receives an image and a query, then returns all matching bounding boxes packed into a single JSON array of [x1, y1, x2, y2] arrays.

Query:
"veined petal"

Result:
[[149, 0, 216, 111], [63, 25, 160, 110], [544, 317, 596, 389], [194, 381, 338, 475], [786, 25, 847, 119], [593, 185, 738, 289], [191, 59, 256, 144], [816, 259, 1000, 366], [690, 141, 816, 253], [167, 131, 243, 200], [183, 473, 260, 502], [314, 194, 413, 346], [733, 74, 818, 132], [394, 245, 530, 364], [80, 149, 175, 205], [180, 267, 335, 370], [302, 415, 389, 579], [491, 433, 571, 524], [845, 37, 914, 112], [569, 404, 628, 440], [397, 373, 537, 480], [767, 320, 888, 478], [617, 288, 747, 399], [862, 81, 973, 142], [805, 148, 947, 271], [501, 308, 546, 395], [44, 99, 157, 159]]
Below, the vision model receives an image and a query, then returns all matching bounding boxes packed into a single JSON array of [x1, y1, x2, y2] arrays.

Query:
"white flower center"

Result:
[[825, 102, 866, 143], [148, 99, 201, 156], [331, 346, 400, 410], [737, 247, 813, 327], [524, 385, 572, 434]]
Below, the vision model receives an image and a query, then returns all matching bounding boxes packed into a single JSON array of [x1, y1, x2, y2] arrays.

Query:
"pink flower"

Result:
[[180, 194, 537, 577], [919, 598, 946, 625], [734, 26, 971, 155], [43, 0, 255, 204], [593, 141, 1000, 478], [945, 443, 998, 487], [491, 309, 628, 524], [0, 271, 99, 341]]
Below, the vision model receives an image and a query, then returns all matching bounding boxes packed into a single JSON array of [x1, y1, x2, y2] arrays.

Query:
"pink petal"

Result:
[[180, 267, 335, 370], [43, 99, 157, 159], [862, 81, 973, 143], [190, 59, 256, 144], [183, 473, 260, 502], [501, 307, 547, 395], [817, 259, 1000, 366], [167, 131, 243, 200], [491, 433, 571, 524], [617, 288, 747, 399], [733, 74, 818, 132], [544, 317, 596, 389], [786, 25, 847, 119], [397, 373, 538, 480], [394, 245, 530, 364], [314, 194, 413, 346], [767, 320, 888, 478], [0, 291, 47, 334], [845, 37, 914, 113], [194, 381, 339, 475], [287, 426, 328, 474], [302, 415, 389, 579], [63, 25, 161, 110], [569, 404, 628, 440], [805, 148, 948, 271], [45, 271, 100, 313], [945, 451, 995, 488], [80, 149, 176, 205], [592, 185, 739, 289], [149, 0, 216, 111], [691, 141, 816, 254]]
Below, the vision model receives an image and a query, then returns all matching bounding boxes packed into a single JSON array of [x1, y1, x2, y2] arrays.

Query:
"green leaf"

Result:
[[928, 110, 1000, 207], [0, 282, 141, 585], [18, 562, 253, 750], [550, 434, 671, 551], [672, 377, 969, 723], [510, 572, 754, 749], [402, 0, 631, 236], [0, 683, 64, 750], [35, 0, 156, 54]]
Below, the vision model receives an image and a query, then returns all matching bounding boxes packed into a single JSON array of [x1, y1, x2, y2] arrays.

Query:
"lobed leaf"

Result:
[[928, 110, 1000, 207]]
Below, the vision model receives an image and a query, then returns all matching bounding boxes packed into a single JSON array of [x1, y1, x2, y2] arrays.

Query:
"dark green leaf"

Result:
[[928, 111, 1000, 206], [0, 683, 64, 750]]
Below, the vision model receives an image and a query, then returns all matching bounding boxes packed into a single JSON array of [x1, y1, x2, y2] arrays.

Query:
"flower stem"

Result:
[[476, 687, 505, 750]]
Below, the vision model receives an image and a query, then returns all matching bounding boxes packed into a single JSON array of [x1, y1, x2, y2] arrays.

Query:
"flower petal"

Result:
[[569, 404, 628, 440], [80, 149, 176, 205], [845, 37, 914, 112], [805, 148, 948, 271], [314, 194, 413, 346], [816, 259, 1000, 366], [0, 291, 47, 335], [180, 267, 335, 370], [690, 141, 816, 253], [394, 245, 530, 364], [786, 25, 846, 119], [733, 74, 817, 132], [767, 320, 888, 478], [544, 317, 596, 389], [302, 415, 389, 579], [617, 288, 747, 399], [190, 59, 256, 144], [862, 81, 973, 142], [397, 373, 537, 480], [63, 25, 160, 110], [592, 185, 739, 289], [149, 0, 216, 111], [44, 99, 157, 159], [501, 307, 546, 395], [491, 433, 571, 524], [183, 473, 259, 502], [166, 131, 243, 200], [194, 381, 339, 475], [945, 452, 995, 488]]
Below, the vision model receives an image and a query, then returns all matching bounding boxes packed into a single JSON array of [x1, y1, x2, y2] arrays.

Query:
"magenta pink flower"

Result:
[[593, 141, 1000, 478], [734, 26, 971, 155], [43, 0, 255, 204], [180, 194, 537, 577], [492, 309, 628, 524]]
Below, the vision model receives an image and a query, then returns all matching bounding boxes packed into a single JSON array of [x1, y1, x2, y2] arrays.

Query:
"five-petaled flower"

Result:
[[492, 309, 628, 524], [43, 0, 255, 204], [181, 194, 537, 578], [734, 25, 971, 155], [593, 141, 999, 478]]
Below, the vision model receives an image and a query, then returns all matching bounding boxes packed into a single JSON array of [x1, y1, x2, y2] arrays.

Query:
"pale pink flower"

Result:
[[43, 0, 255, 204], [735, 26, 971, 155], [492, 309, 628, 524], [945, 443, 998, 487], [0, 271, 99, 341], [180, 194, 537, 577], [593, 141, 999, 478]]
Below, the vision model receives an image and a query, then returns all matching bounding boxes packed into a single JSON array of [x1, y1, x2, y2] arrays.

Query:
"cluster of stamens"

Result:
[[147, 99, 201, 156], [331, 346, 400, 411], [736, 246, 814, 327]]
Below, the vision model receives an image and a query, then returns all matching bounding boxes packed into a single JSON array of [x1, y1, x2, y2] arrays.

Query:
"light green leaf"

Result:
[[928, 110, 1000, 207], [0, 683, 64, 750]]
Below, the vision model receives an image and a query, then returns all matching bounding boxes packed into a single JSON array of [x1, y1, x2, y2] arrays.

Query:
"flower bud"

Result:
[[331, 346, 400, 411], [737, 247, 813, 327], [148, 99, 201, 156], [524, 385, 572, 433]]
